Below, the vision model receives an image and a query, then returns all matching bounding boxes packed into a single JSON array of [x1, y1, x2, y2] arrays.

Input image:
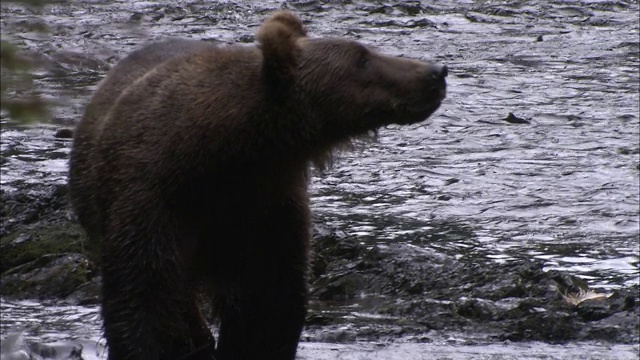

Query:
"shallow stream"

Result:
[[1, 0, 638, 358]]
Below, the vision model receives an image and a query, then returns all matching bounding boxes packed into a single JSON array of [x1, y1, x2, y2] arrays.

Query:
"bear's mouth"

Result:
[[394, 101, 442, 125], [393, 84, 446, 125], [395, 96, 445, 125]]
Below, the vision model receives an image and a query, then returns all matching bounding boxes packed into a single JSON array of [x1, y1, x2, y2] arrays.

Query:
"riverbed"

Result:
[[1, 0, 638, 358]]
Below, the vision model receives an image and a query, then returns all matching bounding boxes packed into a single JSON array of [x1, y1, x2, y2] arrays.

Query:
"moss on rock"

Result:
[[0, 223, 88, 275]]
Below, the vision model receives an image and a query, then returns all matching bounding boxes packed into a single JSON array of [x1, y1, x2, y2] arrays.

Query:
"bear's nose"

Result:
[[429, 64, 448, 79], [439, 65, 448, 78]]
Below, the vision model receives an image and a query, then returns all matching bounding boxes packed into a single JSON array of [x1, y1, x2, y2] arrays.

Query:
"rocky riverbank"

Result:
[[1, 179, 638, 345]]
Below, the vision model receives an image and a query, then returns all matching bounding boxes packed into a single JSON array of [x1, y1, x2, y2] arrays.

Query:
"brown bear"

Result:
[[69, 11, 447, 360]]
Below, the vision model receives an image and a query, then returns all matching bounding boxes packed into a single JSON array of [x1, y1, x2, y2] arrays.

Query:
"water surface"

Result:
[[1, 0, 638, 357]]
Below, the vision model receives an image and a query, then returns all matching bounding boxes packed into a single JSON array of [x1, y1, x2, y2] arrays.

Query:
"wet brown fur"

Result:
[[69, 11, 445, 360]]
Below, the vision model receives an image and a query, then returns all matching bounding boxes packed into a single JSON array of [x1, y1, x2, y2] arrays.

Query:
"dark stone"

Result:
[[503, 112, 530, 124], [54, 128, 74, 139]]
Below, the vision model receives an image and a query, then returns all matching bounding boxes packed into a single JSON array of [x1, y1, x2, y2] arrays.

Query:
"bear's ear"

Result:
[[256, 11, 307, 86]]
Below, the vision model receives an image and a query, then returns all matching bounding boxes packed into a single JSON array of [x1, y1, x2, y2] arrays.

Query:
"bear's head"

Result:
[[257, 11, 447, 144]]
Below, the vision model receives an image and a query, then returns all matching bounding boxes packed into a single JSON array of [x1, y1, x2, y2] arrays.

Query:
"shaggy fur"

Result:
[[69, 11, 446, 360]]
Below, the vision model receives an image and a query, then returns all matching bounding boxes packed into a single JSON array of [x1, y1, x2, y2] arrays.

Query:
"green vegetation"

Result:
[[1, 1, 49, 123]]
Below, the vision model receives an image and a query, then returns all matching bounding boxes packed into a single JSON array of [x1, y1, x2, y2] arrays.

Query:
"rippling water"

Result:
[[1, 0, 638, 357], [2, 0, 638, 288], [2, 299, 639, 360], [305, 1, 639, 291]]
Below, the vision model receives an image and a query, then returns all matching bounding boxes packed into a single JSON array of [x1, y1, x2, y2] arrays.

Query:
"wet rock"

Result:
[[443, 178, 459, 186], [1, 330, 85, 360], [406, 18, 437, 28], [0, 178, 637, 343], [394, 1, 425, 16], [1, 184, 71, 237], [318, 273, 368, 300], [53, 128, 73, 139], [361, 1, 427, 16], [28, 342, 84, 360], [43, 50, 111, 76], [364, 5, 394, 15], [317, 329, 357, 343], [237, 34, 255, 43], [0, 213, 88, 274], [311, 229, 370, 300], [0, 183, 97, 296], [503, 112, 530, 124], [65, 275, 101, 305], [309, 231, 639, 344], [617, 147, 631, 155], [288, 0, 323, 13], [360, 18, 436, 28], [455, 298, 498, 321], [130, 12, 144, 22], [0, 253, 95, 300]]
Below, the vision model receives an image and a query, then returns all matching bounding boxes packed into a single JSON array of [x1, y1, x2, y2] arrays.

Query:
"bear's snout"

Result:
[[424, 63, 448, 101], [428, 64, 448, 80], [385, 60, 447, 125]]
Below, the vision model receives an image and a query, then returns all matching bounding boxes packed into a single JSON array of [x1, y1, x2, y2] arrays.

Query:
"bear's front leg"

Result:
[[214, 215, 310, 360], [216, 266, 308, 360], [100, 211, 217, 360]]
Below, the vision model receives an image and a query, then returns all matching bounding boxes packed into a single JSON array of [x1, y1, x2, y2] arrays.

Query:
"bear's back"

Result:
[[81, 39, 219, 136], [69, 39, 219, 240]]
